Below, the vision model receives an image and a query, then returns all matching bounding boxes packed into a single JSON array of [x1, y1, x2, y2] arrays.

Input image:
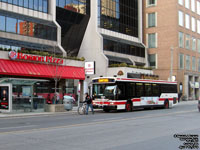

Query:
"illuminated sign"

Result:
[[8, 51, 63, 65], [85, 61, 95, 75], [98, 78, 109, 83]]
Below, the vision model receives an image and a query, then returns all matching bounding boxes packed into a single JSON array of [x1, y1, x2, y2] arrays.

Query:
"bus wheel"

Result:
[[125, 102, 132, 112], [164, 100, 169, 109]]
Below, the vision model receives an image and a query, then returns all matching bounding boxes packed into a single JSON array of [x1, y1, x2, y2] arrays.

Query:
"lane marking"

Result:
[[0, 110, 197, 135], [0, 125, 37, 130]]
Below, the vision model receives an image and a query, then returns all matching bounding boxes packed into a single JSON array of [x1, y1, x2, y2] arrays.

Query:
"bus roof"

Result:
[[92, 77, 177, 84]]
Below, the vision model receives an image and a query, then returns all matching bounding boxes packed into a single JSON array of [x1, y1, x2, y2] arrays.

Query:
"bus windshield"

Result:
[[93, 84, 116, 99]]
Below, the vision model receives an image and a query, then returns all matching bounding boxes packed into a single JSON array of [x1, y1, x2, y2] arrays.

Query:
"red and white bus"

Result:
[[92, 77, 178, 112]]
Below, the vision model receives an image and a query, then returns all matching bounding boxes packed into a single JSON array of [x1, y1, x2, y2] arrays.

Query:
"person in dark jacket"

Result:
[[84, 93, 94, 115]]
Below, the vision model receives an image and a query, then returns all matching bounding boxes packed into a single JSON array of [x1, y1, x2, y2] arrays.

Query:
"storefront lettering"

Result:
[[9, 51, 63, 65]]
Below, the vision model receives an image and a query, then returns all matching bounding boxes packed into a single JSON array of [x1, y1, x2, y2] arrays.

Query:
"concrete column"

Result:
[[184, 75, 189, 100], [80, 80, 84, 102]]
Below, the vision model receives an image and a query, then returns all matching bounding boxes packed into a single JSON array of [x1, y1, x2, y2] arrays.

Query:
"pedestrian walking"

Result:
[[84, 93, 94, 115]]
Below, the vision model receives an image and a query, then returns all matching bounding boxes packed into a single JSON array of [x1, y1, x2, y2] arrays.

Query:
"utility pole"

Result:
[[170, 47, 173, 81]]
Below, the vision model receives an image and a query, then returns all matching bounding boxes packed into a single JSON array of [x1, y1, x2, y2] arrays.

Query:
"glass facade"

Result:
[[56, 0, 87, 15], [0, 0, 48, 13], [0, 14, 57, 41], [103, 39, 145, 58], [98, 0, 139, 37]]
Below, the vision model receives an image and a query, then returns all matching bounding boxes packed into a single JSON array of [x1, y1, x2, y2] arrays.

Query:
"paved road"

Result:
[[0, 101, 199, 150]]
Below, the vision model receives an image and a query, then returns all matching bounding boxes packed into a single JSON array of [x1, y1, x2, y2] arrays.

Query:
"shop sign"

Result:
[[85, 61, 95, 75], [8, 51, 63, 65]]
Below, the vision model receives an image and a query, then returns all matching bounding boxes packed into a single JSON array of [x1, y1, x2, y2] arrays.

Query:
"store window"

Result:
[[192, 56, 196, 71], [148, 13, 156, 28], [178, 11, 184, 27], [186, 55, 190, 70], [179, 53, 184, 69], [179, 32, 184, 48], [185, 34, 190, 50], [148, 33, 156, 48]]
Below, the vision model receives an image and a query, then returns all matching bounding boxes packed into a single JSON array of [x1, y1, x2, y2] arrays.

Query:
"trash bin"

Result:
[[63, 95, 74, 111]]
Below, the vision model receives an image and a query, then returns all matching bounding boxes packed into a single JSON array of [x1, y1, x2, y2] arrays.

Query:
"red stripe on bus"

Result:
[[132, 98, 141, 102], [159, 98, 173, 101]]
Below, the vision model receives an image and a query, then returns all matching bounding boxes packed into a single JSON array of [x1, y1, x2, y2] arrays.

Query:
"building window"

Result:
[[148, 33, 156, 48], [186, 55, 190, 70], [1, 0, 48, 13], [185, 34, 190, 50], [198, 39, 200, 53], [147, 0, 156, 7], [103, 39, 145, 58], [148, 13, 156, 28], [185, 0, 190, 9], [0, 14, 57, 41], [185, 14, 190, 29], [179, 11, 184, 26], [179, 53, 184, 69], [98, 0, 139, 37], [192, 56, 196, 71], [192, 37, 196, 51], [0, 15, 6, 31], [149, 54, 156, 68], [191, 0, 195, 12], [179, 0, 183, 5], [179, 32, 184, 48], [198, 58, 200, 72], [197, 20, 200, 34], [197, 1, 200, 15], [191, 17, 196, 32]]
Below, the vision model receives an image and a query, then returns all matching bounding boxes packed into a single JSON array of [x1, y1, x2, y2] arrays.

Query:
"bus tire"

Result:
[[125, 101, 132, 112], [164, 100, 169, 109]]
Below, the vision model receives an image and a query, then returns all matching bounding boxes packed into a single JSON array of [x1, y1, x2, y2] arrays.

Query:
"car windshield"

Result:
[[92, 84, 116, 99]]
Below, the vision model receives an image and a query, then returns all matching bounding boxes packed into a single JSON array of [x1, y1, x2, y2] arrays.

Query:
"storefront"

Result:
[[0, 51, 85, 113]]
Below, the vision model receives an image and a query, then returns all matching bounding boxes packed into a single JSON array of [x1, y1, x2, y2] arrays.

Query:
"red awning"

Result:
[[0, 59, 85, 80]]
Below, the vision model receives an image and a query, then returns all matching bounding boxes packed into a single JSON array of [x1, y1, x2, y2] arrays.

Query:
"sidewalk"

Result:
[[0, 106, 79, 118]]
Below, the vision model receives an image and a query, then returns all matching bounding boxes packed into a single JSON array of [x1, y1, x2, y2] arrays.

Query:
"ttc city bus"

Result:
[[92, 77, 178, 112]]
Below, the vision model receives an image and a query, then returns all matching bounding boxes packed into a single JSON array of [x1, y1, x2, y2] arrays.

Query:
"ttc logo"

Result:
[[9, 51, 17, 60]]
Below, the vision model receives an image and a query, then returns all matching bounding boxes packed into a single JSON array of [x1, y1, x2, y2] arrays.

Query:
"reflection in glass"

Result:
[[39, 0, 43, 11], [43, 0, 48, 13], [0, 16, 6, 31], [6, 17, 17, 33], [19, 0, 23, 6], [34, 0, 39, 10], [29, 0, 34, 9]]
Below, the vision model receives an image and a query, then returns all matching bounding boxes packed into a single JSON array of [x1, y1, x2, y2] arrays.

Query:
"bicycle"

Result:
[[77, 102, 87, 115]]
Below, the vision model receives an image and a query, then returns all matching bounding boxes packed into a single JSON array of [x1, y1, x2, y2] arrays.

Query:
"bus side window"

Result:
[[152, 84, 159, 96], [127, 83, 135, 98], [144, 83, 151, 96], [136, 83, 144, 97], [117, 84, 125, 100]]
